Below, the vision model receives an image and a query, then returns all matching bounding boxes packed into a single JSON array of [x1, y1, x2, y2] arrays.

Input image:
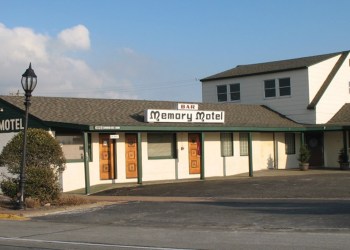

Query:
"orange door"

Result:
[[99, 134, 115, 180], [188, 133, 201, 174], [125, 134, 138, 178]]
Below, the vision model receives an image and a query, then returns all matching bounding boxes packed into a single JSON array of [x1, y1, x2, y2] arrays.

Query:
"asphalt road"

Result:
[[1, 169, 350, 249]]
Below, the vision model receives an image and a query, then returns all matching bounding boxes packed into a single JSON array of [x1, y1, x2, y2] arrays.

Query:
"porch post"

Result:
[[248, 132, 253, 177], [343, 130, 348, 158], [113, 139, 118, 179], [301, 132, 305, 146], [137, 132, 143, 184], [273, 132, 278, 169], [200, 132, 205, 180], [83, 132, 90, 195]]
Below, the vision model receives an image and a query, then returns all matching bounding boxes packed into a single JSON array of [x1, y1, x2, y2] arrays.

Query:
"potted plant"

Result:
[[298, 144, 310, 171], [338, 148, 349, 170]]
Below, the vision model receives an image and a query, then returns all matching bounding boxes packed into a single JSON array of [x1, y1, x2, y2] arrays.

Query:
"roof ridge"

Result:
[[201, 50, 348, 82], [236, 51, 345, 68]]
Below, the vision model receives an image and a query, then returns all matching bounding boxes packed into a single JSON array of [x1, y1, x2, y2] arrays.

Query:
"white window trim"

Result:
[[217, 83, 241, 103], [263, 77, 291, 99]]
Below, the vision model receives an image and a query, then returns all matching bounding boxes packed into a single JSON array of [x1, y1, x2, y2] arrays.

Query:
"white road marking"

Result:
[[0, 236, 194, 250]]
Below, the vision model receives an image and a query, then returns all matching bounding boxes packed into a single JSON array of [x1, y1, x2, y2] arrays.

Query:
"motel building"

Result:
[[2, 51, 350, 192]]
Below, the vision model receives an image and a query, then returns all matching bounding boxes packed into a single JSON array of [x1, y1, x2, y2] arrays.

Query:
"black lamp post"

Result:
[[18, 63, 37, 209]]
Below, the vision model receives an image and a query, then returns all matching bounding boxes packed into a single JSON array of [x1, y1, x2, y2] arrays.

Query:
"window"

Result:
[[264, 79, 276, 98], [279, 78, 291, 96], [220, 133, 233, 157], [230, 83, 240, 101], [265, 78, 291, 98], [239, 132, 249, 156], [217, 85, 227, 102], [56, 133, 91, 161], [285, 133, 295, 154], [148, 133, 177, 159]]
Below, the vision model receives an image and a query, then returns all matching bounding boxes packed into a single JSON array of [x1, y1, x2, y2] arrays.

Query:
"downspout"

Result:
[[83, 132, 90, 195]]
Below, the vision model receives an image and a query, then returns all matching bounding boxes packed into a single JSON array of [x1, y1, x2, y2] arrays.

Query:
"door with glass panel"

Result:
[[99, 134, 115, 180]]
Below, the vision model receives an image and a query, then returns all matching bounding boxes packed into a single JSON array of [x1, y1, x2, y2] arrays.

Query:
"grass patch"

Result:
[[53, 194, 94, 206]]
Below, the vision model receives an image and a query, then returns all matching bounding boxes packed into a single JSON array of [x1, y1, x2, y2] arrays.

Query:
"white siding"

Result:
[[253, 133, 275, 170], [308, 55, 341, 101], [202, 69, 317, 123], [142, 133, 176, 181], [275, 132, 299, 169], [0, 132, 16, 153], [314, 54, 350, 123], [324, 131, 343, 167], [223, 133, 250, 176], [59, 130, 340, 192]]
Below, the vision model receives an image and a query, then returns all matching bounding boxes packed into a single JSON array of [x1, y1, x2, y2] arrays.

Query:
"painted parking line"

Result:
[[0, 236, 194, 250]]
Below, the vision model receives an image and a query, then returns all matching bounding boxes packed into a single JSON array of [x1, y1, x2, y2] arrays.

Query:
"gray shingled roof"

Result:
[[327, 104, 350, 126], [0, 96, 302, 129], [201, 51, 346, 82]]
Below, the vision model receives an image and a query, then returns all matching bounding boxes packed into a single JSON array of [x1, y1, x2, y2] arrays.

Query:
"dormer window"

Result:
[[217, 83, 241, 102], [264, 78, 291, 98], [264, 79, 276, 98], [279, 78, 291, 96], [217, 85, 227, 102]]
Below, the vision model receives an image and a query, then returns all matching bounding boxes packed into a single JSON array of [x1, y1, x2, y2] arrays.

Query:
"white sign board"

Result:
[[145, 109, 225, 123], [110, 134, 119, 139], [177, 103, 198, 110]]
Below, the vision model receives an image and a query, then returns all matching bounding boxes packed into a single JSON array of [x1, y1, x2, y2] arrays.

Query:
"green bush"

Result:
[[298, 144, 310, 164], [0, 128, 66, 203], [0, 177, 18, 198]]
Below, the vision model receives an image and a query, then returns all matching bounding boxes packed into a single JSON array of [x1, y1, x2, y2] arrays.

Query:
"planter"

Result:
[[339, 162, 350, 170], [299, 163, 309, 171]]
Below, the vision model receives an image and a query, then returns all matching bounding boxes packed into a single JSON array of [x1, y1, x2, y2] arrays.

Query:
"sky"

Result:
[[0, 0, 349, 102]]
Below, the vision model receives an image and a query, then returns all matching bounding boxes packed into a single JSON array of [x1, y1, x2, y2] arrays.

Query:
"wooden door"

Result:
[[125, 134, 138, 178], [99, 134, 115, 180], [188, 133, 201, 174], [305, 132, 324, 167]]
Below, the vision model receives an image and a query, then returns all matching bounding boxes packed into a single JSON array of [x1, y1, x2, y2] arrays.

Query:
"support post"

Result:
[[273, 132, 278, 169], [300, 132, 305, 146], [137, 132, 143, 184], [113, 139, 118, 179], [248, 132, 253, 177], [200, 132, 205, 180], [343, 130, 348, 158], [83, 132, 90, 195]]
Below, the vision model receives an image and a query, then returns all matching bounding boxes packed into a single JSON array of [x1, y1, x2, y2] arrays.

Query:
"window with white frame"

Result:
[[217, 85, 227, 102], [147, 133, 177, 159], [264, 78, 291, 98], [239, 132, 249, 156], [230, 83, 240, 101], [56, 133, 91, 161], [285, 133, 295, 154], [264, 79, 276, 98], [220, 132, 233, 157], [279, 78, 291, 96]]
